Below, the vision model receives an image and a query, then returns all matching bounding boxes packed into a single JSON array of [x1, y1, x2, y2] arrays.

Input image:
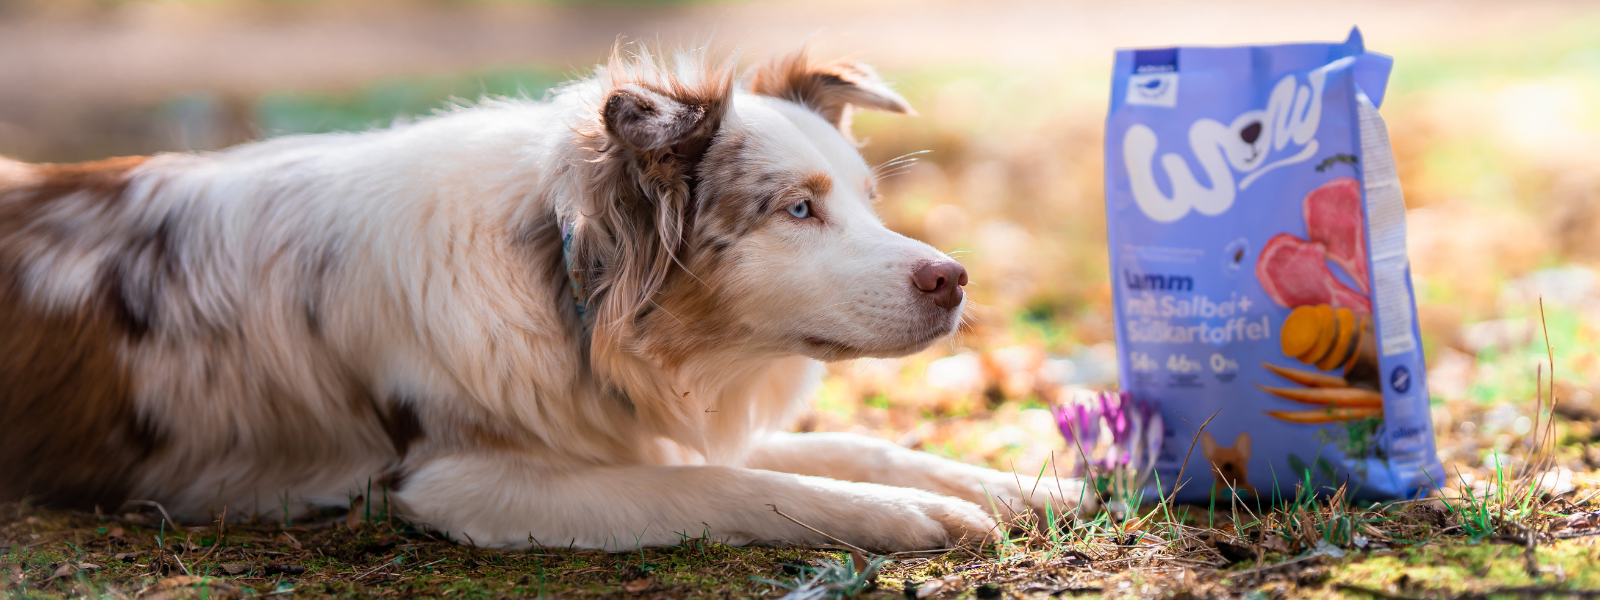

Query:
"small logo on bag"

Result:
[[1127, 73, 1179, 107], [1390, 365, 1411, 394], [1127, 48, 1180, 108]]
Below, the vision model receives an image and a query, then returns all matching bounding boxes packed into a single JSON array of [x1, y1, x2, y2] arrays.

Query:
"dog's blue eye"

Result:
[[787, 200, 812, 219]]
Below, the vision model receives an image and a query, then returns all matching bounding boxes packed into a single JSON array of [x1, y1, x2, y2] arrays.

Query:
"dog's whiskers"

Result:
[[870, 150, 931, 178]]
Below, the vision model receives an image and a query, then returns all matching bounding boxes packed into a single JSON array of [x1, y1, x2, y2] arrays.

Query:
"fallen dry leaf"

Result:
[[345, 495, 365, 532], [44, 563, 74, 581], [624, 577, 652, 593], [221, 564, 251, 575], [1261, 536, 1292, 554], [137, 575, 240, 600]]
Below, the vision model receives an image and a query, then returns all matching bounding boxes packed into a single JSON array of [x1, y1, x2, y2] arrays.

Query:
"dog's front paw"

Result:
[[833, 487, 997, 552], [910, 493, 999, 548]]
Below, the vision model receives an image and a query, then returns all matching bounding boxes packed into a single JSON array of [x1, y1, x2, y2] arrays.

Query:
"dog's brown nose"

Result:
[[913, 260, 968, 309]]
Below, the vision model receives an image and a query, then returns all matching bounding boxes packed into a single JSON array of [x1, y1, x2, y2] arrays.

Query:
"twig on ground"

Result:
[[122, 500, 177, 528], [1163, 410, 1222, 508], [1334, 582, 1419, 600], [766, 504, 874, 558]]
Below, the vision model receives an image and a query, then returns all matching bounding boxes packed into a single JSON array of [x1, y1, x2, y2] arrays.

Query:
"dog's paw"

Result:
[[833, 487, 997, 552], [910, 493, 999, 548]]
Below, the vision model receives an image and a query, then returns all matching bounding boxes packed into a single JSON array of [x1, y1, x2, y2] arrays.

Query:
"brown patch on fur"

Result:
[[628, 158, 843, 367], [380, 400, 426, 458], [567, 48, 741, 379], [747, 49, 912, 131], [0, 292, 164, 508], [800, 172, 833, 199], [29, 156, 149, 200], [633, 248, 744, 370], [693, 133, 827, 243], [0, 155, 165, 508]]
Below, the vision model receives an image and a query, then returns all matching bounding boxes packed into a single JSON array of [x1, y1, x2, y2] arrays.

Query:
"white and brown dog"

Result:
[[0, 48, 1088, 551]]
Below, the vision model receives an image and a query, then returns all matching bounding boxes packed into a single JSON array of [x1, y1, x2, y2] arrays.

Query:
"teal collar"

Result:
[[559, 217, 588, 322]]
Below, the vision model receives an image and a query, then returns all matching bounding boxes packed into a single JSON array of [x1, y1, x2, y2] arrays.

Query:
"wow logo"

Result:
[[1123, 57, 1354, 223]]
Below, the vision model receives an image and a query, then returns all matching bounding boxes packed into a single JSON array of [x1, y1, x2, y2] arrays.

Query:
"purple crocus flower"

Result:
[[1054, 390, 1167, 502], [1099, 391, 1132, 445], [1052, 400, 1100, 450], [1142, 406, 1165, 469]]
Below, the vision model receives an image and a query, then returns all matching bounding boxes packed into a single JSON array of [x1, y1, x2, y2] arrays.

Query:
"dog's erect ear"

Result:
[[748, 49, 912, 131], [603, 84, 721, 153], [1233, 432, 1251, 457], [1200, 432, 1218, 458]]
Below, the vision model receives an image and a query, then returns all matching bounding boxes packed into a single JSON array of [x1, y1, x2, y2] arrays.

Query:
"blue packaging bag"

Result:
[[1104, 29, 1442, 501]]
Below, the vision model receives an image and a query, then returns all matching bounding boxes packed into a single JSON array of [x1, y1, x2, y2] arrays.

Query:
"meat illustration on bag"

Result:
[[1256, 178, 1371, 315]]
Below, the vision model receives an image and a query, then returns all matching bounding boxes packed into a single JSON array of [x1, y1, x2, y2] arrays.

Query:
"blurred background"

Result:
[[5, 0, 1600, 492]]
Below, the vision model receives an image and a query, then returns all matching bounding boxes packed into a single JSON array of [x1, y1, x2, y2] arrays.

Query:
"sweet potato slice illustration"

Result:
[[1280, 306, 1321, 358], [1297, 305, 1338, 363], [1316, 307, 1358, 371]]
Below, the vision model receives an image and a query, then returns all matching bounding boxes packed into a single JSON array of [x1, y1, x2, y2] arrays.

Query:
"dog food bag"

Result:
[[1103, 29, 1442, 501]]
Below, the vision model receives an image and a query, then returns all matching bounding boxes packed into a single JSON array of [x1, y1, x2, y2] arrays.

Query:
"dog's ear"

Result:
[[1233, 432, 1251, 457], [602, 84, 721, 154], [572, 50, 736, 378], [1200, 431, 1218, 458], [748, 49, 912, 132]]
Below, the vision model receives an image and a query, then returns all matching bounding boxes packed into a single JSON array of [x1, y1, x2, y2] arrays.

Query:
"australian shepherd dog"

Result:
[[0, 48, 1088, 551]]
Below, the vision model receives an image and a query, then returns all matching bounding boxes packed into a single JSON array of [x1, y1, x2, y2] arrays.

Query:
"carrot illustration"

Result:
[[1264, 407, 1383, 423], [1260, 362, 1348, 388], [1255, 384, 1383, 408]]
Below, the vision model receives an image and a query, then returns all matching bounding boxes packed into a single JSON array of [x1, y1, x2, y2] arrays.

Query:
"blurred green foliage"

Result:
[[256, 67, 567, 135]]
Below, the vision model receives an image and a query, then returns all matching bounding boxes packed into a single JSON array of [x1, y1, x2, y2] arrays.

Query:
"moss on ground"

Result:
[[4, 499, 1599, 599]]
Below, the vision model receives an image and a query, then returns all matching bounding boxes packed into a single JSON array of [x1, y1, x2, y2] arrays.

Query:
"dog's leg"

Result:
[[747, 432, 1094, 525], [393, 453, 997, 551]]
